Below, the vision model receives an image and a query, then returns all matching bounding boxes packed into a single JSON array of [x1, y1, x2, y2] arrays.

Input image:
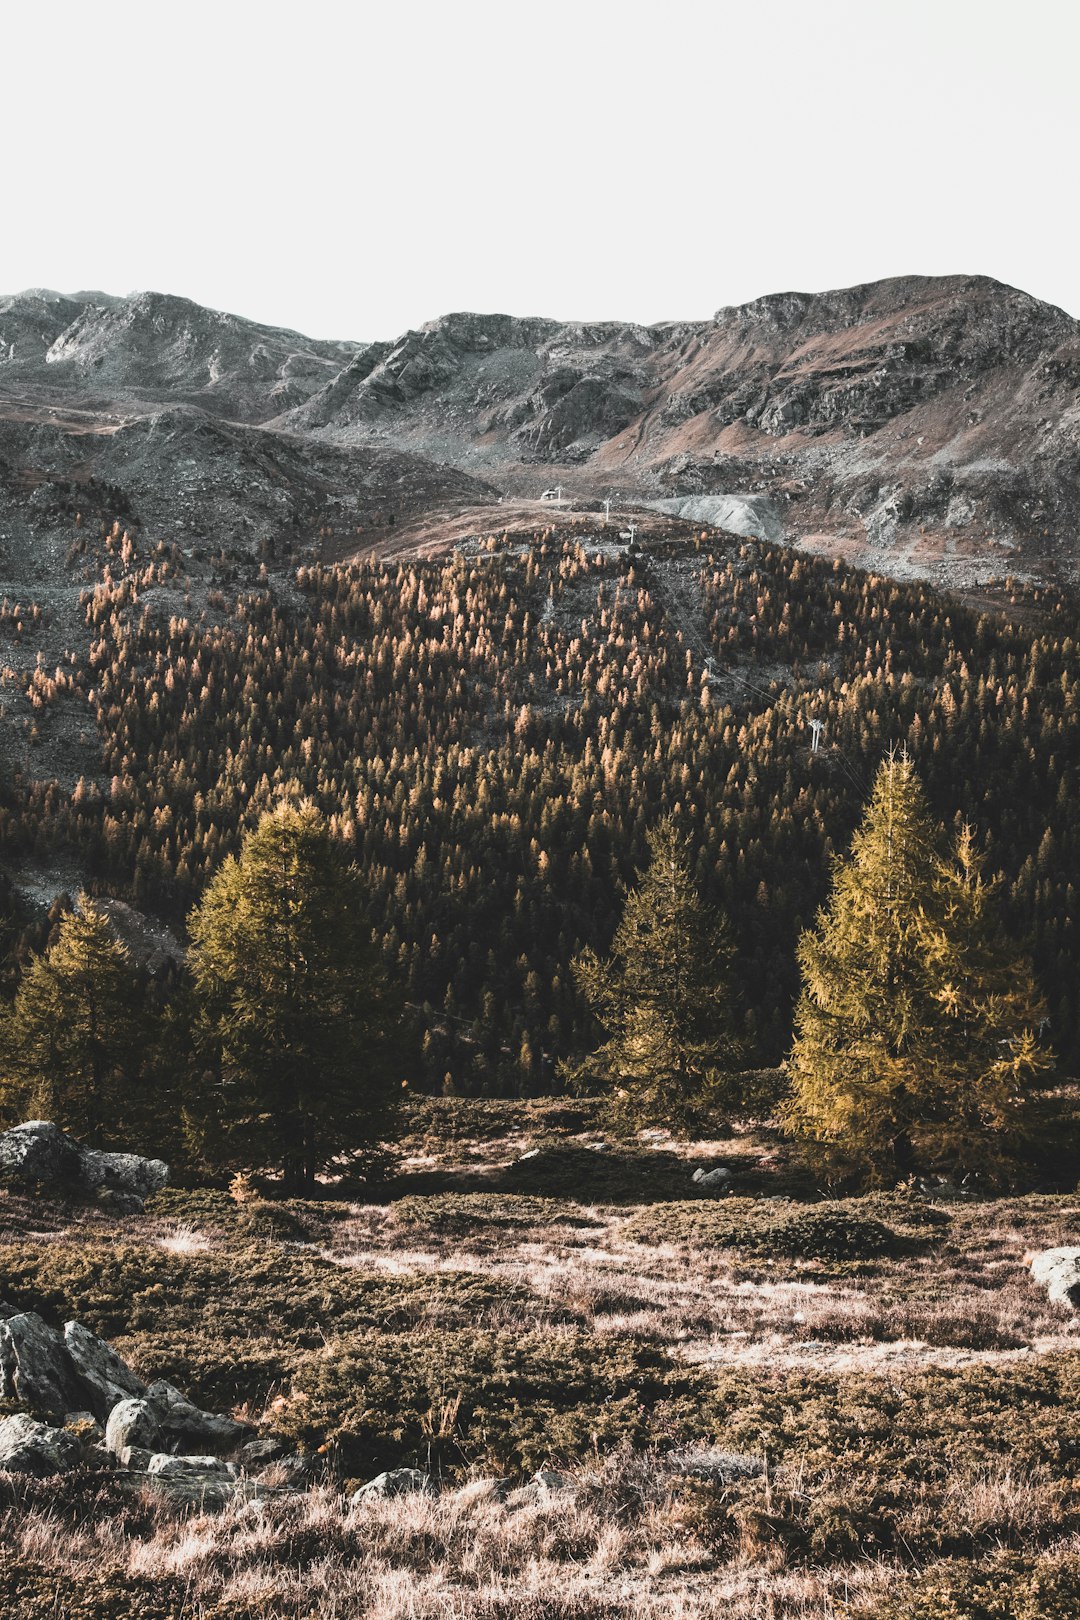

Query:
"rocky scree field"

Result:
[[3, 1099, 1080, 1619]]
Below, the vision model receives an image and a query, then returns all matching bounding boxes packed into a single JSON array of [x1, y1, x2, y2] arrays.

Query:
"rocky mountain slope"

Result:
[[0, 276, 1077, 591]]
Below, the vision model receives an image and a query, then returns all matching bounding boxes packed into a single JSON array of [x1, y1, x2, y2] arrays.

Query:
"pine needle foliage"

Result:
[[187, 800, 403, 1189], [786, 752, 1052, 1183], [566, 816, 741, 1128], [0, 896, 144, 1142]]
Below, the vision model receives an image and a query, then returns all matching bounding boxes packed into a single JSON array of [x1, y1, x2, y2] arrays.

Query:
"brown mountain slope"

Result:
[[279, 275, 1080, 588]]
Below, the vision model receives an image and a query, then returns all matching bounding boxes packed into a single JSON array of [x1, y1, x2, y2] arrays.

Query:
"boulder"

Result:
[[0, 1312, 82, 1417], [1029, 1247, 1080, 1308], [63, 1321, 146, 1419], [0, 1413, 81, 1477], [692, 1166, 732, 1192], [237, 1436, 292, 1469], [145, 1379, 249, 1453], [350, 1467, 433, 1503], [78, 1148, 169, 1202], [505, 1468, 576, 1508], [0, 1121, 80, 1185], [105, 1397, 161, 1457]]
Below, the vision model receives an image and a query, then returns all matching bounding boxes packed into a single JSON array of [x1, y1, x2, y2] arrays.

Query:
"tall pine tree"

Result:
[[786, 753, 1052, 1183], [187, 800, 404, 1189], [0, 898, 145, 1142], [565, 816, 741, 1128]]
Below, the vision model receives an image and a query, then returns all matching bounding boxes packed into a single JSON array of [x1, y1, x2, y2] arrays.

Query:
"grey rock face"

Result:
[[1029, 1247, 1080, 1308], [105, 1397, 161, 1457], [0, 1120, 81, 1184], [63, 1321, 147, 1419], [0, 1413, 81, 1477], [0, 1312, 82, 1417]]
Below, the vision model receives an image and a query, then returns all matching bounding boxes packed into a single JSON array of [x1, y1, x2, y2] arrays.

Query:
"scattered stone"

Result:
[[145, 1379, 249, 1453], [350, 1467, 434, 1502], [237, 1435, 292, 1469], [105, 1397, 161, 1458], [0, 1413, 81, 1477], [0, 1311, 82, 1417], [147, 1453, 236, 1477], [692, 1166, 732, 1192], [1029, 1247, 1080, 1308]]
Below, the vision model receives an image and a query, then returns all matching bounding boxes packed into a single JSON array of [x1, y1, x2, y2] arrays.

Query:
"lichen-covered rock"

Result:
[[63, 1321, 146, 1419], [0, 1311, 82, 1417], [0, 1121, 169, 1207], [147, 1453, 236, 1477], [0, 1413, 81, 1476], [1029, 1247, 1080, 1308], [350, 1467, 433, 1503], [0, 1121, 80, 1185], [78, 1148, 169, 1201]]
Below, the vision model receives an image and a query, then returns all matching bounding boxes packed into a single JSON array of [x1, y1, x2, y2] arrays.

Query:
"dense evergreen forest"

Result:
[[2, 522, 1078, 1093]]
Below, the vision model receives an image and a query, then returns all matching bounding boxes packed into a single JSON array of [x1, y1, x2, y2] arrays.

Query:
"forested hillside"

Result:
[[1, 521, 1077, 1091]]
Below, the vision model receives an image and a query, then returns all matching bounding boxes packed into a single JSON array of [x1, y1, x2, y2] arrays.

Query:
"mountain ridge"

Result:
[[1, 273, 1078, 590]]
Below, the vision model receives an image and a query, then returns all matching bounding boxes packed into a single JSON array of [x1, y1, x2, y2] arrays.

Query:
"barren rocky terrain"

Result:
[[2, 275, 1078, 594]]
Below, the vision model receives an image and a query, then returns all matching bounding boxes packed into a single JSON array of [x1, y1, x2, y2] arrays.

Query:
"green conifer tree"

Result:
[[565, 816, 742, 1128], [786, 753, 1052, 1182], [0, 897, 144, 1142], [187, 800, 404, 1189]]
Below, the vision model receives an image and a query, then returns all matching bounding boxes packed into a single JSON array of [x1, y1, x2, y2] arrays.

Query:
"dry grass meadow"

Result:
[[4, 1099, 1080, 1619]]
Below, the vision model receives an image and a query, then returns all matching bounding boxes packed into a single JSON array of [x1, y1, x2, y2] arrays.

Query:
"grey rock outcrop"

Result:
[[0, 1413, 81, 1477], [145, 1379, 249, 1453], [0, 1311, 83, 1417], [78, 1148, 169, 1201], [1029, 1247, 1080, 1308], [0, 1120, 169, 1209], [0, 1121, 81, 1185]]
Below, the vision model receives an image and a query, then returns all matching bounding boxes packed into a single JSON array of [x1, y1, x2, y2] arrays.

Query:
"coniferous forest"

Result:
[[1, 523, 1077, 1101]]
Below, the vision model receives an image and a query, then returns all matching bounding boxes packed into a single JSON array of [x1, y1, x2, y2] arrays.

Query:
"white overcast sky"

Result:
[[3, 0, 1077, 340]]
